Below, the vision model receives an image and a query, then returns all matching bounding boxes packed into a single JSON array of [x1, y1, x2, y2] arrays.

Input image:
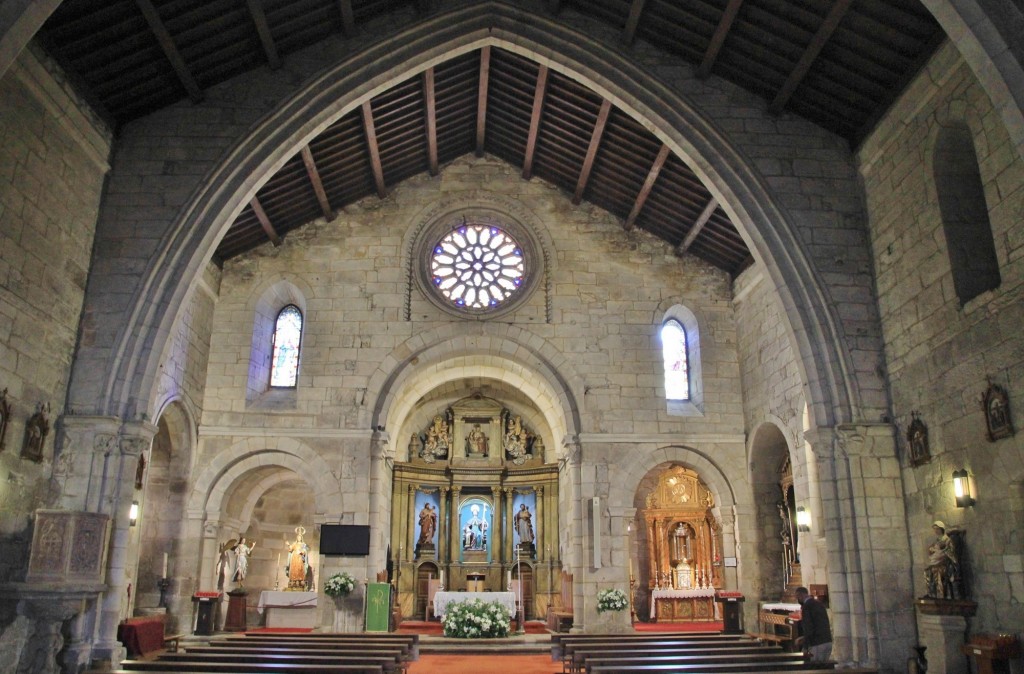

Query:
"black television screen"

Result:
[[320, 524, 370, 556]]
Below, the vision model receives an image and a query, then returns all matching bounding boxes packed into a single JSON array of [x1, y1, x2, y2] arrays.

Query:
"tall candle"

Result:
[[161, 552, 168, 578], [439, 570, 444, 587], [277, 552, 281, 574], [507, 570, 512, 588]]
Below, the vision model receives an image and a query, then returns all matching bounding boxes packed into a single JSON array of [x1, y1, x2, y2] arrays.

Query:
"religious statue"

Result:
[[462, 503, 489, 551], [216, 539, 235, 591], [420, 414, 451, 463], [285, 527, 312, 591], [515, 503, 534, 549], [923, 521, 959, 599], [465, 423, 488, 456], [232, 536, 255, 585], [417, 503, 437, 547], [503, 413, 530, 464], [21, 402, 50, 463]]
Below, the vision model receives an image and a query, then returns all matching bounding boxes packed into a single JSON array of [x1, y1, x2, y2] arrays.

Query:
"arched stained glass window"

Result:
[[270, 305, 302, 388], [661, 319, 689, 401]]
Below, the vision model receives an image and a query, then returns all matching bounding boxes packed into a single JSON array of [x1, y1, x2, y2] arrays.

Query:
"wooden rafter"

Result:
[[522, 65, 549, 180], [245, 0, 281, 69], [300, 145, 332, 219], [625, 144, 671, 231], [250, 196, 281, 245], [475, 46, 491, 156], [134, 0, 202, 102], [424, 68, 439, 175], [337, 0, 355, 37], [623, 0, 648, 46], [573, 99, 612, 204], [697, 0, 744, 79], [361, 100, 386, 198], [770, 0, 854, 113], [677, 197, 718, 254]]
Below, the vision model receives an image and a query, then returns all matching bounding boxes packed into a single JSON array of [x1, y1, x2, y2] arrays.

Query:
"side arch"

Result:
[[186, 437, 343, 519]]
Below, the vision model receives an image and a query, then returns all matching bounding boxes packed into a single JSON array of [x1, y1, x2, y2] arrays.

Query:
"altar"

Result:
[[257, 590, 318, 628], [433, 591, 516, 618], [650, 588, 717, 622]]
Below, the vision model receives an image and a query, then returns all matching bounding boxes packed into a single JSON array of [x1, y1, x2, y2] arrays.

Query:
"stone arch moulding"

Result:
[[187, 437, 343, 520], [80, 2, 858, 435], [152, 396, 199, 474], [365, 323, 584, 451], [612, 446, 739, 514]]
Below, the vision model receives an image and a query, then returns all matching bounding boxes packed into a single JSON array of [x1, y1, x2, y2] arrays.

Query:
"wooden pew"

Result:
[[554, 633, 752, 669], [232, 633, 419, 658], [581, 651, 822, 674], [116, 663, 382, 673], [589, 667, 834, 674], [547, 571, 574, 632], [569, 645, 786, 673], [222, 636, 418, 659], [192, 643, 412, 659], [757, 609, 797, 648], [155, 651, 404, 673]]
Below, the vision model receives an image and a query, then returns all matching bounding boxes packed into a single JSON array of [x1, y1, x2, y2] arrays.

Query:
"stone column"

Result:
[[449, 487, 461, 566], [561, 436, 583, 630], [438, 486, 449, 564], [93, 420, 157, 666], [916, 611, 972, 674], [535, 486, 544, 557], [502, 487, 513, 564], [805, 424, 913, 673]]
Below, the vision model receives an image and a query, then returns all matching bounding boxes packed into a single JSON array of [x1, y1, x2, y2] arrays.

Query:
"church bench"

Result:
[[571, 646, 787, 673], [588, 668, 836, 674], [580, 651, 816, 673], [192, 643, 413, 659], [117, 663, 383, 673], [232, 633, 418, 655], [552, 632, 746, 656], [756, 609, 798, 648], [156, 650, 405, 673]]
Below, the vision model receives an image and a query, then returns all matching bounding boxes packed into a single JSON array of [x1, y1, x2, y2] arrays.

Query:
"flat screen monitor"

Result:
[[319, 524, 370, 556]]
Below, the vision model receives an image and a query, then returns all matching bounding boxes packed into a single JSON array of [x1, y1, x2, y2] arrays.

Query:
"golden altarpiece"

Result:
[[639, 466, 724, 622], [390, 396, 559, 621]]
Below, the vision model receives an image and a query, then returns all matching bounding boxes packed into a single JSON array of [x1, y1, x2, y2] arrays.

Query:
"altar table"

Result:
[[257, 590, 318, 628], [433, 591, 516, 618], [650, 587, 717, 621]]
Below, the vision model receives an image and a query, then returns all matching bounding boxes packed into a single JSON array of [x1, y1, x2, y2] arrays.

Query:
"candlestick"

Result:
[[161, 552, 168, 578], [439, 570, 444, 587]]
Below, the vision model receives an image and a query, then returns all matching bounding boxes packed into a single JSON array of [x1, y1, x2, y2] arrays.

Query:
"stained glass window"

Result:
[[430, 223, 525, 310], [270, 305, 302, 388], [661, 319, 689, 401]]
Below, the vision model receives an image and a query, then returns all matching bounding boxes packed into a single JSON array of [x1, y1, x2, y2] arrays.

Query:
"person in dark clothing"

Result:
[[795, 586, 832, 662]]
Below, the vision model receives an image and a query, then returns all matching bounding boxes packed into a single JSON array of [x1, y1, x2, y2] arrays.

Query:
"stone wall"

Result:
[[859, 42, 1024, 633]]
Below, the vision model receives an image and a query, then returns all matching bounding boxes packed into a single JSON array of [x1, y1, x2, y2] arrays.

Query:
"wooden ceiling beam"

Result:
[[573, 99, 612, 204], [770, 0, 854, 113], [300, 146, 332, 219], [624, 144, 671, 231], [623, 0, 648, 45], [424, 68, 439, 175], [134, 0, 203, 103], [677, 197, 718, 254], [522, 65, 549, 180], [250, 196, 281, 245], [475, 46, 491, 156], [337, 0, 356, 37], [697, 0, 744, 79], [361, 101, 387, 198], [244, 0, 281, 69]]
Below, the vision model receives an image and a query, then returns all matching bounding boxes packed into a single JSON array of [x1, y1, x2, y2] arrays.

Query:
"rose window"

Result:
[[430, 224, 525, 310]]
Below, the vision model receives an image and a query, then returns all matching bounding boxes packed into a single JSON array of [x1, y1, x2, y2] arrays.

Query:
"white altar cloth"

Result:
[[257, 590, 319, 628], [433, 591, 516, 618], [761, 602, 800, 612], [649, 588, 717, 619]]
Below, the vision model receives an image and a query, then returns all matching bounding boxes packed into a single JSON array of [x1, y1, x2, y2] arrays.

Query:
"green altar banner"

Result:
[[365, 582, 391, 632]]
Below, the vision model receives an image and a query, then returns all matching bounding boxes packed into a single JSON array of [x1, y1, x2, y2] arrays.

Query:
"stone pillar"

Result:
[[535, 486, 544, 557], [805, 424, 914, 674], [92, 421, 157, 666], [369, 431, 391, 574], [561, 436, 583, 630], [449, 487, 461, 566], [439, 487, 449, 564], [502, 487, 513, 563]]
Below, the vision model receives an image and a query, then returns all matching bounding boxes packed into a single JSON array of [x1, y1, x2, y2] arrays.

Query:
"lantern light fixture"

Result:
[[952, 469, 975, 508], [129, 501, 139, 526], [796, 506, 812, 532]]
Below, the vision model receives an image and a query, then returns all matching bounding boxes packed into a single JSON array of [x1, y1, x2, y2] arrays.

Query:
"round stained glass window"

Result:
[[430, 224, 525, 310]]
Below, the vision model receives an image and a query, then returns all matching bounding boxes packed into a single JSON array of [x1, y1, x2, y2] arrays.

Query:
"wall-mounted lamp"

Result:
[[952, 469, 975, 508], [129, 501, 139, 526], [796, 506, 812, 533]]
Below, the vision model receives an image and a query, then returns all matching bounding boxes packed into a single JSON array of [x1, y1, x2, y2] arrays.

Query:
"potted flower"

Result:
[[441, 599, 513, 638], [596, 588, 628, 613], [324, 571, 356, 598]]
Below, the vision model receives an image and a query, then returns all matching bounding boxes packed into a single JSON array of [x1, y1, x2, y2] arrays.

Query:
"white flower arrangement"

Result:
[[441, 599, 512, 638], [324, 571, 357, 597], [596, 588, 628, 613]]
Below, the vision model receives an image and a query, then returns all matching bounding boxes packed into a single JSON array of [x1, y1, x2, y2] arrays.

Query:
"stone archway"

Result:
[[748, 421, 795, 602], [70, 3, 863, 442]]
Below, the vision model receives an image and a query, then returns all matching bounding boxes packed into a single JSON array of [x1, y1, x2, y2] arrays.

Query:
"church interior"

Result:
[[0, 1, 1021, 673]]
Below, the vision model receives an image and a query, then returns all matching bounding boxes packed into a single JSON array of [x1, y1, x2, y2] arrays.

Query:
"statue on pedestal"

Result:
[[286, 527, 312, 591], [923, 521, 960, 600]]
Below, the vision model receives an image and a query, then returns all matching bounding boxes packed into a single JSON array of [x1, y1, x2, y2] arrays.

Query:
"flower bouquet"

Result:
[[324, 571, 357, 597], [441, 599, 513, 638], [596, 588, 628, 613]]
